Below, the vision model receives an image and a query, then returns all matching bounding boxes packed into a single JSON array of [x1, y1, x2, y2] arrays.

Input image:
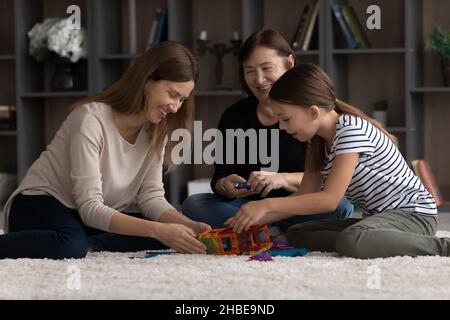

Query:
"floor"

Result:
[[1, 207, 450, 299], [1, 231, 450, 299], [437, 214, 450, 230]]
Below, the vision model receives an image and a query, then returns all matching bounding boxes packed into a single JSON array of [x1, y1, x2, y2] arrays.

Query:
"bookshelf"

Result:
[[12, 0, 92, 189], [1, 0, 450, 208], [0, 0, 17, 205], [409, 0, 450, 201], [327, 0, 407, 156], [327, 0, 450, 201], [264, 0, 322, 66]]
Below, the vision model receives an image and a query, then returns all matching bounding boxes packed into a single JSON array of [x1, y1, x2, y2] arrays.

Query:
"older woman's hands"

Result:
[[220, 174, 255, 198], [247, 171, 289, 197]]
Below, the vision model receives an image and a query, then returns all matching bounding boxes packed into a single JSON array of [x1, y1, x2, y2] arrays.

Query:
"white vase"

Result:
[[373, 110, 388, 127]]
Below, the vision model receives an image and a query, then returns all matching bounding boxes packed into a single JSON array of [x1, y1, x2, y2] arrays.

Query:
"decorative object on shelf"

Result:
[[196, 30, 242, 90], [0, 105, 16, 130], [372, 100, 388, 127], [49, 53, 85, 91], [28, 17, 87, 91], [426, 26, 450, 86]]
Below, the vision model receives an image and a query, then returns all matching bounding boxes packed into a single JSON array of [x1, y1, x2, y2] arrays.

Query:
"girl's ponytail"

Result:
[[335, 99, 398, 147]]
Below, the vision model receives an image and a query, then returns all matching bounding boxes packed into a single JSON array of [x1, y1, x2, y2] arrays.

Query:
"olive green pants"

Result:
[[286, 209, 450, 259]]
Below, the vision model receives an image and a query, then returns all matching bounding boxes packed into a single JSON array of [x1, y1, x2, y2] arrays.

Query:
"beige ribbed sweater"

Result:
[[3, 102, 174, 232]]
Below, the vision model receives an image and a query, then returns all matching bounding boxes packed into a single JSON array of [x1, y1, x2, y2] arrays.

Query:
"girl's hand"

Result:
[[224, 200, 270, 233], [190, 221, 212, 235], [247, 171, 288, 197], [153, 223, 207, 254]]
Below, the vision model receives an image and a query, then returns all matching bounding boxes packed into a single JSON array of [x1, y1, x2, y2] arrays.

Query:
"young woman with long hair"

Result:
[[0, 41, 210, 259]]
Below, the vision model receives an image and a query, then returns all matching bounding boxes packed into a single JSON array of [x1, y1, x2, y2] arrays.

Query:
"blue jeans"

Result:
[[0, 194, 167, 259], [182, 193, 354, 231]]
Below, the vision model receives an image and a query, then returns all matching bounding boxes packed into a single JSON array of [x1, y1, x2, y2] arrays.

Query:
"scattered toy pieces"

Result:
[[144, 250, 177, 259], [247, 240, 309, 261]]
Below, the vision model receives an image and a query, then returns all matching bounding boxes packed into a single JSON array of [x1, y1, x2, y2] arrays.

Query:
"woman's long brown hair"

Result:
[[73, 41, 198, 173], [269, 63, 398, 172]]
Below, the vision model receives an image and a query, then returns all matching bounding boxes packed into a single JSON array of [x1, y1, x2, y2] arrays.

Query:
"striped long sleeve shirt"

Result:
[[321, 114, 437, 217]]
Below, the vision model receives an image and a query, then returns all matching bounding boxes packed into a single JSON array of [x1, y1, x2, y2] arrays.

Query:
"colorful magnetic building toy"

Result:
[[198, 225, 272, 255]]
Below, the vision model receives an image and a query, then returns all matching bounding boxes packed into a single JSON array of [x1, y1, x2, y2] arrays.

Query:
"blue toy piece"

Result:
[[270, 248, 309, 257], [234, 181, 250, 190], [144, 251, 176, 259], [248, 245, 309, 261], [269, 241, 309, 257]]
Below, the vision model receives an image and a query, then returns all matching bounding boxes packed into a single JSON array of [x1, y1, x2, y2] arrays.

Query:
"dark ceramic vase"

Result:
[[51, 56, 84, 91]]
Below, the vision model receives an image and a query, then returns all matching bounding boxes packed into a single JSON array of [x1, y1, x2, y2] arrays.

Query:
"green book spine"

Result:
[[341, 4, 371, 49], [302, 0, 319, 50], [291, 5, 310, 49]]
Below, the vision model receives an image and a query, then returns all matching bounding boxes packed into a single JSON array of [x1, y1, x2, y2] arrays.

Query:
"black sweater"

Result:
[[210, 96, 306, 201]]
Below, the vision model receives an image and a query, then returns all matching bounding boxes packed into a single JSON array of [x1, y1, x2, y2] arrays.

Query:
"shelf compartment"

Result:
[[411, 87, 450, 93], [333, 48, 406, 55], [99, 54, 139, 60], [387, 127, 411, 133], [0, 55, 15, 61], [196, 90, 245, 97], [0, 130, 17, 136], [20, 91, 90, 98], [294, 50, 320, 56], [332, 0, 405, 50]]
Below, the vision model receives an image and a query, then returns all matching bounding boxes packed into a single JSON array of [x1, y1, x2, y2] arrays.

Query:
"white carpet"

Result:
[[1, 231, 450, 300]]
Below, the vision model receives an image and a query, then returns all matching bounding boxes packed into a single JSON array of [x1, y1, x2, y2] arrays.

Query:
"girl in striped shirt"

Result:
[[226, 63, 450, 259]]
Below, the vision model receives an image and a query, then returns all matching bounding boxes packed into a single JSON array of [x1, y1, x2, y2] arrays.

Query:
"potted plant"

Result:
[[28, 17, 88, 91], [426, 26, 450, 86], [372, 100, 388, 127]]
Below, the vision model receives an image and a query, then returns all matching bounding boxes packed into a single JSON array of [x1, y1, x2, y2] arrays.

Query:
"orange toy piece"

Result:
[[198, 225, 272, 255]]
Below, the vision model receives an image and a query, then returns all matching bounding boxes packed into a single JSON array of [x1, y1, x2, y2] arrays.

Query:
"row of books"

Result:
[[290, 0, 319, 51], [290, 2, 371, 51], [146, 7, 168, 49], [331, 3, 371, 49], [147, 4, 369, 52], [0, 105, 16, 130]]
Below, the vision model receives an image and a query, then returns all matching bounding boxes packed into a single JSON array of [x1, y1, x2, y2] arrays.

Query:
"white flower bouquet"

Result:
[[28, 17, 87, 63]]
